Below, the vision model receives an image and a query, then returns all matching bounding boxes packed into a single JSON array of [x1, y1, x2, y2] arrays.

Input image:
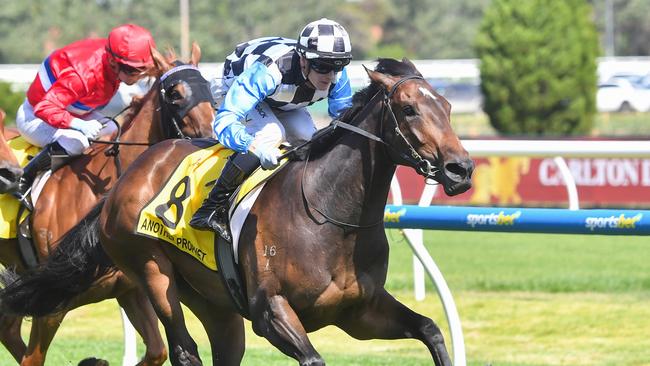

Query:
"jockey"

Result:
[[190, 18, 353, 241], [14, 23, 156, 201]]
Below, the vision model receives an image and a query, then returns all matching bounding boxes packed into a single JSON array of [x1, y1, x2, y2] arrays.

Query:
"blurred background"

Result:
[[1, 1, 650, 365]]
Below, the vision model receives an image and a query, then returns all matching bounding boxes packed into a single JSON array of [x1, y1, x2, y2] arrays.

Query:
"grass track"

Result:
[[1, 230, 648, 365]]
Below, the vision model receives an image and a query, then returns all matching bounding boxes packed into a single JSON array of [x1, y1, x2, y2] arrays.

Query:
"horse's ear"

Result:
[[402, 57, 416, 69], [166, 46, 178, 64], [401, 57, 423, 77], [364, 65, 396, 91], [150, 46, 169, 76], [190, 42, 201, 66]]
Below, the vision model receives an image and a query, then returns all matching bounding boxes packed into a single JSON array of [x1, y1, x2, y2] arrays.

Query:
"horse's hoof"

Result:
[[300, 357, 325, 366], [77, 357, 109, 366]]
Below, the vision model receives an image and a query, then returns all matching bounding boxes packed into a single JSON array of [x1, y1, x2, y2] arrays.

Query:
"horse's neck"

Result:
[[116, 89, 164, 167], [305, 109, 395, 225]]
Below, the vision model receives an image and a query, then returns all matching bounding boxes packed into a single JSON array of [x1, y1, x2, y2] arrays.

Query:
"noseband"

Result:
[[159, 64, 215, 139], [298, 74, 443, 229]]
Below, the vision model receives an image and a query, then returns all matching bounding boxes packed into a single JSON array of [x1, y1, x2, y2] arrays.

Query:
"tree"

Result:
[[379, 0, 490, 59], [475, 0, 599, 136]]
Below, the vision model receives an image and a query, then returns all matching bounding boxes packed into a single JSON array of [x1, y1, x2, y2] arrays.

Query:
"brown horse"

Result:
[[0, 109, 22, 193], [1, 58, 473, 365], [0, 44, 214, 365]]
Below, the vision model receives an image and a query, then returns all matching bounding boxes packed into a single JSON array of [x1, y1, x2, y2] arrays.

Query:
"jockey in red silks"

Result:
[[14, 23, 156, 200]]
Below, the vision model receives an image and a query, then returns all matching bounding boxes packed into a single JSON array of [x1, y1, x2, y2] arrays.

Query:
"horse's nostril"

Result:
[[445, 160, 473, 180], [445, 163, 467, 178]]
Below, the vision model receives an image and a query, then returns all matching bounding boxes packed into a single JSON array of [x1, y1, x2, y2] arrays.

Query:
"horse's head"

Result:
[[365, 58, 473, 196], [149, 43, 215, 139], [0, 109, 22, 193]]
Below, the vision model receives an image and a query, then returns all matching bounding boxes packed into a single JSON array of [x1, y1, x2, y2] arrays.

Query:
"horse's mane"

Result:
[[298, 58, 420, 159], [118, 49, 182, 132], [342, 58, 421, 122]]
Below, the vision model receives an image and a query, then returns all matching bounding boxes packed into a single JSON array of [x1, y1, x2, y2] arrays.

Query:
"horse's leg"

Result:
[[110, 239, 202, 366], [116, 288, 168, 366], [335, 288, 452, 366], [20, 312, 65, 366], [0, 314, 25, 362], [0, 239, 28, 361], [177, 278, 245, 366], [250, 294, 324, 366]]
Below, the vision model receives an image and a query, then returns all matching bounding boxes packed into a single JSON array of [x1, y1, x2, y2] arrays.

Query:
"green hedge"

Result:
[[475, 0, 599, 136], [0, 81, 24, 125]]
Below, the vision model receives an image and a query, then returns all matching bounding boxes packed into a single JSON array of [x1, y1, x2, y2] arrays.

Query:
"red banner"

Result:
[[393, 157, 650, 208]]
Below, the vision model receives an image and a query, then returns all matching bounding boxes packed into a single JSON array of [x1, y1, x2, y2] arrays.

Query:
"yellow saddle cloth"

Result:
[[136, 143, 287, 270], [0, 136, 41, 239]]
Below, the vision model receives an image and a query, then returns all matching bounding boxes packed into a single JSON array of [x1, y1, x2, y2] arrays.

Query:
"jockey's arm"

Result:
[[213, 62, 280, 153], [33, 71, 88, 129], [327, 68, 352, 118]]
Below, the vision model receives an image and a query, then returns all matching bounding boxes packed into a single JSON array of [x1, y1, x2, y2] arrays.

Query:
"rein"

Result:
[[87, 64, 213, 176], [300, 74, 440, 229]]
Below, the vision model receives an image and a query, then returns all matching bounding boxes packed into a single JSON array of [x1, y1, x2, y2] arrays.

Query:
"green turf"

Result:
[[387, 230, 650, 294], [1, 230, 650, 365]]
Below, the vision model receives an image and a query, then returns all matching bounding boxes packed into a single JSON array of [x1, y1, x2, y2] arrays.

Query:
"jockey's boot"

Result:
[[13, 142, 67, 209], [189, 152, 261, 242]]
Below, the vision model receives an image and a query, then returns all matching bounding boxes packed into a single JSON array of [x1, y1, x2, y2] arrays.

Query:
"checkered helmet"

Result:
[[296, 18, 352, 61]]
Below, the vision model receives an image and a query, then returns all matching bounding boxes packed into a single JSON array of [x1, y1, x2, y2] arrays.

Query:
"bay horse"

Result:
[[0, 109, 22, 193], [1, 58, 473, 365], [0, 44, 215, 365]]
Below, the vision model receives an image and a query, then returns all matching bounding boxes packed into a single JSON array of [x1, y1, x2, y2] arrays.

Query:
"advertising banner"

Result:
[[394, 157, 650, 208]]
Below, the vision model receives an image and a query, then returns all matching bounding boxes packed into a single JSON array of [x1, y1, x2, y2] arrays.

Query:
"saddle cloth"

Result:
[[135, 142, 288, 270], [0, 136, 41, 239]]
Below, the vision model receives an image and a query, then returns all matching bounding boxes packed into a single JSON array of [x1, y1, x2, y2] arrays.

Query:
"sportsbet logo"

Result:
[[466, 211, 521, 228], [584, 214, 642, 231], [384, 208, 406, 222]]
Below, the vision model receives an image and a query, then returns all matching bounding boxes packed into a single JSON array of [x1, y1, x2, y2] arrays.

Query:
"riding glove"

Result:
[[248, 142, 281, 170], [69, 118, 103, 139]]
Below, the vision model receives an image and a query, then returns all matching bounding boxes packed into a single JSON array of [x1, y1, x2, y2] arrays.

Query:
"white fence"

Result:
[[4, 56, 650, 88], [391, 139, 650, 366]]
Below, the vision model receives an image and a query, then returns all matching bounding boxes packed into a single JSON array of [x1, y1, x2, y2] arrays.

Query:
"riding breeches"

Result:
[[211, 78, 317, 150], [16, 99, 117, 155]]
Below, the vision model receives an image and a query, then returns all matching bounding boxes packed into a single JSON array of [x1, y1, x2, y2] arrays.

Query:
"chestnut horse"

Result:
[[1, 58, 473, 365], [0, 109, 22, 193], [0, 44, 214, 365]]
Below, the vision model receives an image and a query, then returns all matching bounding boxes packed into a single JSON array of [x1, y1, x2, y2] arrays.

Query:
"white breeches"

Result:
[[16, 100, 117, 155]]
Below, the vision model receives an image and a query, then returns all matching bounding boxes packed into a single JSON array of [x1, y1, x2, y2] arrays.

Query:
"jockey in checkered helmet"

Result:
[[190, 18, 354, 240], [296, 18, 352, 76]]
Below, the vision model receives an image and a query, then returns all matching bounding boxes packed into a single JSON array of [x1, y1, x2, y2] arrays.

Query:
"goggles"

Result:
[[118, 62, 147, 76], [309, 58, 350, 74]]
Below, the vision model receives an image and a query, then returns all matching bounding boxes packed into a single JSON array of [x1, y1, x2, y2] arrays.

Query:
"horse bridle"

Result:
[[92, 63, 214, 176], [290, 74, 441, 179], [300, 74, 442, 229], [159, 64, 215, 139]]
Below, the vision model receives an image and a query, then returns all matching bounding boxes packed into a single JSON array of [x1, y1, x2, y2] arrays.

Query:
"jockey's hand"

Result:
[[69, 118, 103, 139], [248, 142, 281, 170]]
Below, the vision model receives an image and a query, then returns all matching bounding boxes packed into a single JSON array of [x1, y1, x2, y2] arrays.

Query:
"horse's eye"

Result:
[[402, 105, 416, 116], [169, 90, 183, 101]]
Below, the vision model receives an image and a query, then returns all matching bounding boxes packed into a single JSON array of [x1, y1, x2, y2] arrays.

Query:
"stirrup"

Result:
[[211, 220, 232, 243], [12, 180, 33, 211]]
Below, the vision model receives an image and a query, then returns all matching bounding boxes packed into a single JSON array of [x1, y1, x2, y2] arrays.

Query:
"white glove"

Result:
[[69, 118, 103, 139], [248, 142, 281, 170]]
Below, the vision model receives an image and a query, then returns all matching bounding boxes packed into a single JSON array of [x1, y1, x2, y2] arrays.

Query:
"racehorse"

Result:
[[0, 44, 215, 366], [0, 109, 22, 193], [1, 58, 473, 365]]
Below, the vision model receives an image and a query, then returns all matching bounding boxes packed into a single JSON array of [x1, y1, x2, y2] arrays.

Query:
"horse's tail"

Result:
[[0, 200, 114, 317]]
